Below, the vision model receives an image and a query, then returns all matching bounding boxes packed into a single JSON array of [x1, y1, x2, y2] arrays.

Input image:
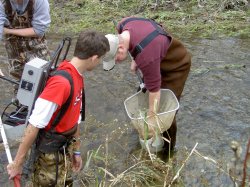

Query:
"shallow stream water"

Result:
[[0, 35, 249, 186]]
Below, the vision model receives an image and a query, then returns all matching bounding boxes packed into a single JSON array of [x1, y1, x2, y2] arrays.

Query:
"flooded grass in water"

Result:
[[69, 115, 250, 186]]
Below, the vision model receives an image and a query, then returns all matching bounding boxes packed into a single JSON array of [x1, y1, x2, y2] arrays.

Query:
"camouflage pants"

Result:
[[5, 36, 50, 97], [5, 36, 50, 80], [32, 144, 74, 187]]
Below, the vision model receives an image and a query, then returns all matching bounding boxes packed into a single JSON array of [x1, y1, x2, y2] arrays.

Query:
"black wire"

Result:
[[1, 102, 15, 119]]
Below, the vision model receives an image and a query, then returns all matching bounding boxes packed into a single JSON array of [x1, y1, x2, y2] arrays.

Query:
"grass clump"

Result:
[[49, 0, 250, 38], [72, 140, 249, 186]]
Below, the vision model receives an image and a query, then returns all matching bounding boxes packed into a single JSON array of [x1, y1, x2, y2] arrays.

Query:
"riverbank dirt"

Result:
[[0, 35, 249, 186]]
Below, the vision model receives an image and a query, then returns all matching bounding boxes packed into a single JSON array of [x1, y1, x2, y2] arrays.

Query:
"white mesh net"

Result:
[[124, 89, 179, 137]]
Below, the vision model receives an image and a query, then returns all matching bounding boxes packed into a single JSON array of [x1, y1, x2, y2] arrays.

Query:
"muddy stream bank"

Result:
[[0, 35, 249, 186]]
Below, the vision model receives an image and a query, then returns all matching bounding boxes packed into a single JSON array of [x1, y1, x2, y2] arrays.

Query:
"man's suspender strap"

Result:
[[4, 0, 33, 23], [49, 70, 74, 131], [4, 0, 14, 23], [118, 17, 168, 58]]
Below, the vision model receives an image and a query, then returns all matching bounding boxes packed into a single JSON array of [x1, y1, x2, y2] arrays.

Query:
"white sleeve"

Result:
[[28, 98, 58, 129], [78, 113, 81, 124], [32, 0, 51, 36], [77, 102, 82, 124], [0, 2, 8, 40]]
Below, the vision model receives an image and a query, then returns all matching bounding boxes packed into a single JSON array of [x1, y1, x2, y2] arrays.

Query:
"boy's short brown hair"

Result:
[[74, 30, 110, 59]]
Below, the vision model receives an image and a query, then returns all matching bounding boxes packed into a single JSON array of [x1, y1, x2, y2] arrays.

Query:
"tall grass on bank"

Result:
[[49, 0, 249, 38]]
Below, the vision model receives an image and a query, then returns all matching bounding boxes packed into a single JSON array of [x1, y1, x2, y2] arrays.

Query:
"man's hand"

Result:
[[130, 60, 137, 73], [72, 154, 82, 172], [3, 28, 10, 35], [3, 27, 37, 37], [7, 161, 22, 180], [145, 114, 158, 138]]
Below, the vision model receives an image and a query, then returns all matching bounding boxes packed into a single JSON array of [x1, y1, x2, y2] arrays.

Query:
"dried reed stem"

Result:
[[101, 160, 151, 186], [194, 149, 244, 184], [102, 135, 109, 187], [63, 147, 67, 186], [168, 142, 198, 187], [242, 138, 250, 187]]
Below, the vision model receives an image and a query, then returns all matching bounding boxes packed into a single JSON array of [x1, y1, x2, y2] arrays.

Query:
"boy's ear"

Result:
[[91, 55, 98, 61]]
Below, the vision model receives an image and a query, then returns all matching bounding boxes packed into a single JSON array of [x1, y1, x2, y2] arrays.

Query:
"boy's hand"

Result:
[[72, 154, 82, 172], [7, 161, 22, 180]]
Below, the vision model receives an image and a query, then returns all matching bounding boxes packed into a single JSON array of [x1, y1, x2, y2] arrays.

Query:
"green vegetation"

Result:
[[49, 0, 249, 38], [47, 1, 250, 186], [74, 140, 248, 186]]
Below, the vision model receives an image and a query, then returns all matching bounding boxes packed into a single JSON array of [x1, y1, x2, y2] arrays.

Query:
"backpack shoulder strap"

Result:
[[49, 70, 74, 131], [4, 0, 13, 24], [118, 17, 168, 58]]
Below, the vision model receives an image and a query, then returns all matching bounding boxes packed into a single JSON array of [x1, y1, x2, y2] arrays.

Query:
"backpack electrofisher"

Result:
[[1, 37, 72, 141]]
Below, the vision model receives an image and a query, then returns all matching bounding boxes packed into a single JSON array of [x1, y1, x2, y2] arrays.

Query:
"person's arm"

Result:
[[148, 90, 161, 116], [7, 124, 39, 179], [0, 2, 8, 40], [72, 124, 83, 172], [130, 59, 137, 73], [73, 124, 81, 151], [7, 98, 58, 179], [144, 90, 160, 138], [3, 0, 51, 38], [32, 0, 50, 37], [3, 27, 37, 37]]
